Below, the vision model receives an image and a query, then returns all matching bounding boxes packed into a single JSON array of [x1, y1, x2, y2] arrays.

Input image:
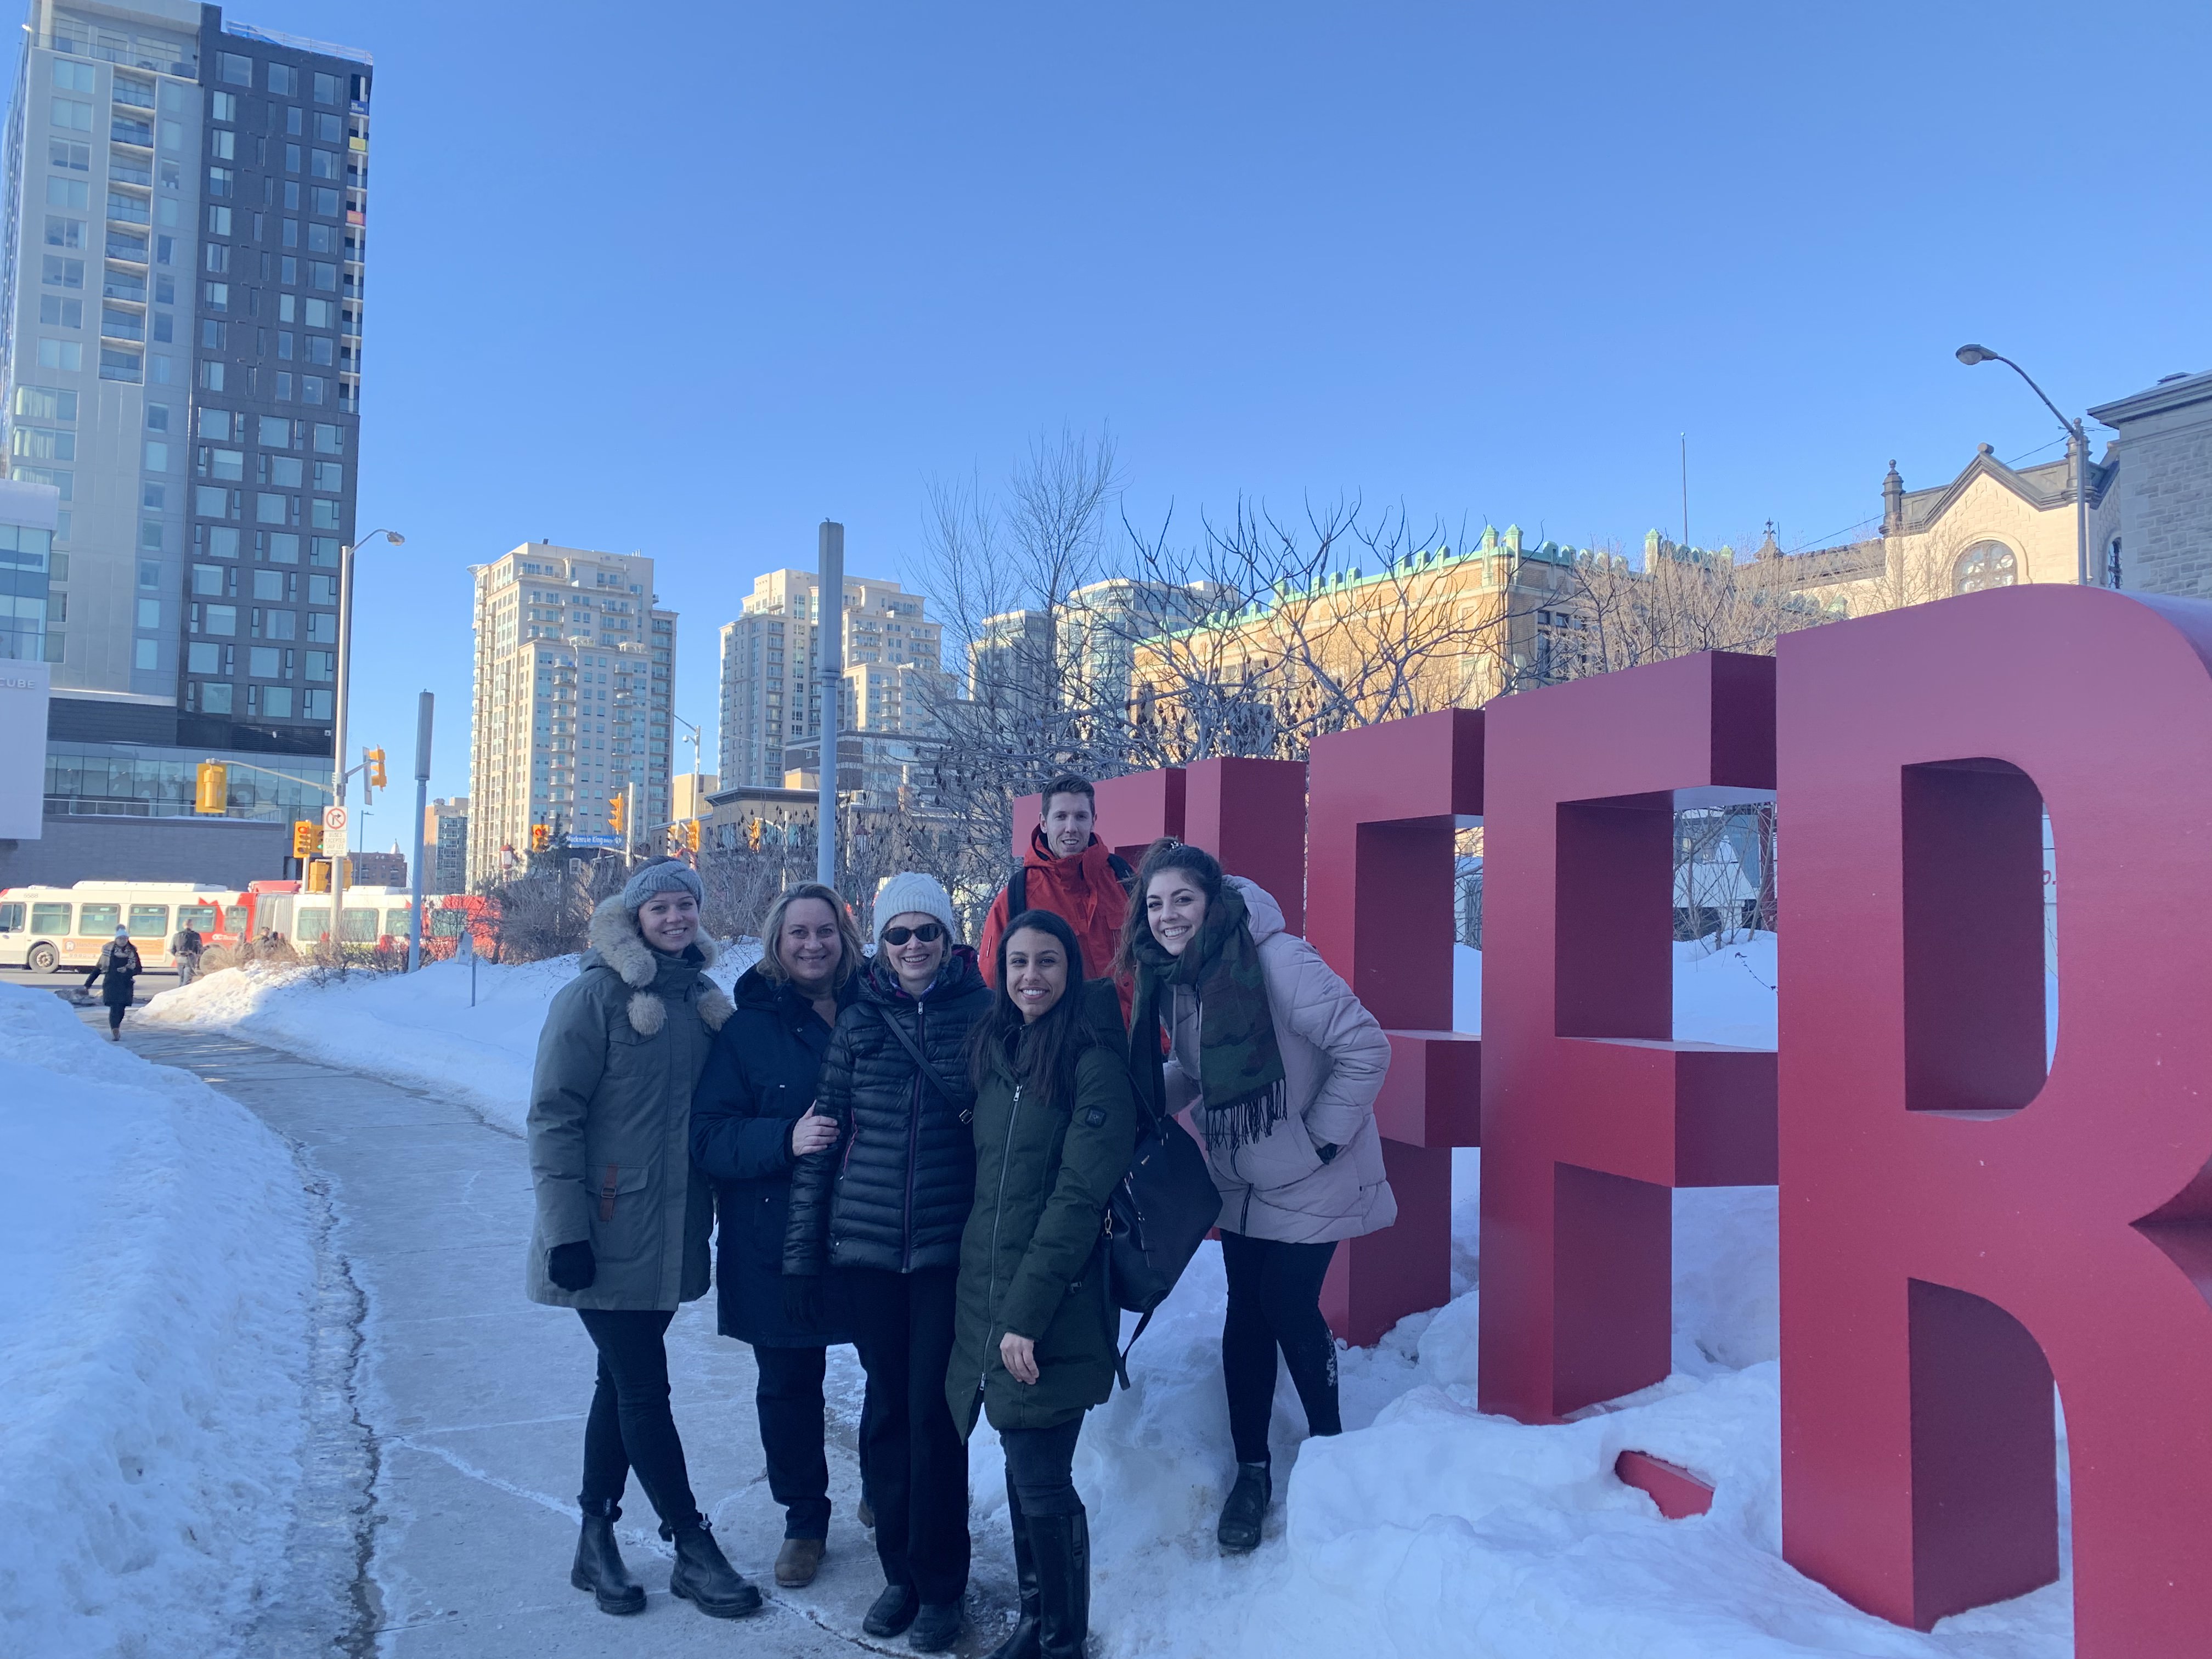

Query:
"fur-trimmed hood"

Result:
[[585, 894, 735, 1036]]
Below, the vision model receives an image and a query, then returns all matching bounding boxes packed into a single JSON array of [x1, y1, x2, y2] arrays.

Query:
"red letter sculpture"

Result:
[[1306, 711, 1483, 1343], [1479, 653, 1778, 1421], [1779, 585, 2212, 1652]]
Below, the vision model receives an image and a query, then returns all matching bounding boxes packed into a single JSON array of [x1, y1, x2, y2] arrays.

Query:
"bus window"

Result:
[[30, 902, 69, 934], [224, 906, 247, 935], [0, 903, 21, 932], [78, 903, 119, 935], [341, 907, 377, 943], [178, 905, 220, 932], [385, 908, 410, 938], [127, 904, 168, 938], [297, 906, 331, 940], [431, 908, 466, 938]]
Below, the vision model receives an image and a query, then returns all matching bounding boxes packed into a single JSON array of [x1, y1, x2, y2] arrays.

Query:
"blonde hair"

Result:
[[757, 883, 865, 988]]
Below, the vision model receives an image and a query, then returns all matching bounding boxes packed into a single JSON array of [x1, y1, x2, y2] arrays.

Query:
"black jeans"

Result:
[[845, 1265, 968, 1604], [577, 1308, 701, 1528], [1001, 1413, 1086, 1523], [106, 1002, 126, 1032], [1218, 1232, 1341, 1466], [753, 1343, 834, 1539]]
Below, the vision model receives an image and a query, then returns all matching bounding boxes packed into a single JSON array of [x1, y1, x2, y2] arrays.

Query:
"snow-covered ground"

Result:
[[0, 985, 315, 1658], [138, 930, 2070, 1657]]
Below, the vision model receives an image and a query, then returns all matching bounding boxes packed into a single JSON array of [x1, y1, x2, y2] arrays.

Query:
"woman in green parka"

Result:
[[950, 907, 1138, 1659]]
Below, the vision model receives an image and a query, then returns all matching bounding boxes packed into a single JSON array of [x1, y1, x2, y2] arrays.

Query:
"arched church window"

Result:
[[1954, 540, 2018, 593]]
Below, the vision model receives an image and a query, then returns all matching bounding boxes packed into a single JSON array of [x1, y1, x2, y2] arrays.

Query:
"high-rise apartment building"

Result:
[[0, 1, 373, 887], [467, 542, 676, 885], [715, 566, 950, 793], [423, 793, 465, 891]]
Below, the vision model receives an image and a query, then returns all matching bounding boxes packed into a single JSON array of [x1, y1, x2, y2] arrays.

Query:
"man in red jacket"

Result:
[[978, 775, 1135, 996]]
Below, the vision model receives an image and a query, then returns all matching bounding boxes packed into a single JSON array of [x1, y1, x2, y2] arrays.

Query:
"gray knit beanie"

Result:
[[872, 871, 957, 940], [622, 859, 703, 912]]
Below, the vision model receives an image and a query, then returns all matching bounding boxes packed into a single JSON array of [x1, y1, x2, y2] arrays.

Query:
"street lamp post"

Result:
[[1955, 345, 2091, 586], [331, 527, 405, 957]]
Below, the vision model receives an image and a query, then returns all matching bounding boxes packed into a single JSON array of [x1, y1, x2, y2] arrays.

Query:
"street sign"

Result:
[[322, 803, 349, 855], [567, 833, 623, 849]]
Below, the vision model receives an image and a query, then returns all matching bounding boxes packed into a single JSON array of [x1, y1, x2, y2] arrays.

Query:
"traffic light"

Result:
[[194, 760, 227, 815], [682, 819, 701, 853], [365, 747, 388, 791], [608, 793, 626, 836], [292, 820, 323, 860], [530, 823, 550, 852], [306, 858, 330, 893], [747, 817, 763, 851]]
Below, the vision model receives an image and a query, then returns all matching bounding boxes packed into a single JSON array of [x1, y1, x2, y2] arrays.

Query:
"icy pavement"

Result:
[[120, 1020, 1010, 1658]]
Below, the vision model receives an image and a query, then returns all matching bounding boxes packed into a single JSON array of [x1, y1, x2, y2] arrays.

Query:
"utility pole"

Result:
[[1680, 433, 1690, 551], [328, 528, 403, 957], [816, 520, 843, 891], [626, 780, 641, 869], [408, 691, 432, 971]]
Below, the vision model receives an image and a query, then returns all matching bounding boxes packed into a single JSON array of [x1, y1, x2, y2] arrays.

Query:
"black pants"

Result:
[[1001, 1413, 1086, 1524], [577, 1308, 701, 1528], [845, 1265, 968, 1604], [753, 1343, 834, 1539], [106, 1002, 126, 1032], [1219, 1232, 1341, 1466]]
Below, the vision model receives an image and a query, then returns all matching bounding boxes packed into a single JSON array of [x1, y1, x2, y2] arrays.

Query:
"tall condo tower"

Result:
[[0, 1, 373, 886]]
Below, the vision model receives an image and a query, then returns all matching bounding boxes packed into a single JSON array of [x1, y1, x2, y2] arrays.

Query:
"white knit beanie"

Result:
[[872, 871, 957, 941]]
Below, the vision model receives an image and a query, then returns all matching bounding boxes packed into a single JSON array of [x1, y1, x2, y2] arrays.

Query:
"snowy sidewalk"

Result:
[[121, 1022, 1000, 1658]]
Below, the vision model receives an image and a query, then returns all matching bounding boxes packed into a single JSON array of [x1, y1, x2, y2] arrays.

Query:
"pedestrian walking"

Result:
[[170, 920, 204, 987], [84, 927, 142, 1040], [785, 871, 988, 1651], [1115, 841, 1394, 1555], [690, 882, 869, 1589], [951, 908, 1138, 1659], [524, 859, 763, 1622]]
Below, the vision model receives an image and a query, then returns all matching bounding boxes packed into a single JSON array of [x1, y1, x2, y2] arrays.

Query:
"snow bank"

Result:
[[0, 985, 315, 1658], [140, 943, 760, 1133]]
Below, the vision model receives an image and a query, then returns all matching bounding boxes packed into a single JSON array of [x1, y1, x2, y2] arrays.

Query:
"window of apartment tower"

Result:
[[1952, 540, 2018, 594]]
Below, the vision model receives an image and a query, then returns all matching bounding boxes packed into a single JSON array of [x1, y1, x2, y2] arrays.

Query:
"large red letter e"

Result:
[[1780, 586, 2212, 1652]]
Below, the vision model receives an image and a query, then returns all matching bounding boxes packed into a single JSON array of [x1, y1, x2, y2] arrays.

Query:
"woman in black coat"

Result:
[[690, 883, 866, 1589], [784, 871, 989, 1654], [84, 927, 142, 1040]]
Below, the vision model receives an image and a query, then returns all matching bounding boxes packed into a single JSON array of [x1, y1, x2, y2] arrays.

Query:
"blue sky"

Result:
[[121, 2, 2212, 845]]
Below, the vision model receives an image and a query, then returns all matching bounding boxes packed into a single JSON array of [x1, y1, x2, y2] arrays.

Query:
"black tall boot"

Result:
[[570, 1499, 645, 1615], [666, 1517, 763, 1618], [1025, 1508, 1090, 1659], [986, 1498, 1041, 1659]]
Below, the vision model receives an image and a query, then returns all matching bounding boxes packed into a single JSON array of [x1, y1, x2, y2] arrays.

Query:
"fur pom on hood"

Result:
[[586, 894, 735, 1036]]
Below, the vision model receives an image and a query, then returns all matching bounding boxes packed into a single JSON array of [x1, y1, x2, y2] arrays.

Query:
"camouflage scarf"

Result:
[[1128, 881, 1287, 1151]]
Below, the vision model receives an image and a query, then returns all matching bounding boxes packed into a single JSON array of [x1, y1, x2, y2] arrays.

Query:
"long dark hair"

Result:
[[969, 907, 1093, 1111], [1111, 838, 1226, 978]]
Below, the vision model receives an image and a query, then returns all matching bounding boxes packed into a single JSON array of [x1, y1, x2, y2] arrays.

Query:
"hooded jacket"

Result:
[[690, 963, 860, 1346], [950, 1030, 1139, 1437], [783, 947, 990, 1277], [979, 828, 1133, 989], [526, 896, 733, 1311], [1158, 878, 1395, 1243]]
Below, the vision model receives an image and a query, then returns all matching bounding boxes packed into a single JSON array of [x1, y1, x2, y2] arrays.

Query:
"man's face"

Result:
[[1043, 792, 1096, 859]]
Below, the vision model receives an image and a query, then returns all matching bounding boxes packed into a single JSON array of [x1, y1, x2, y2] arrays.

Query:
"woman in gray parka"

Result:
[[526, 860, 760, 1621], [1116, 840, 1394, 1558]]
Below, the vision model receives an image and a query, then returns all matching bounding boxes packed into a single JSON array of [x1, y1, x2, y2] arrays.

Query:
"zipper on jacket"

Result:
[[902, 1000, 924, 1272], [982, 1078, 1023, 1396]]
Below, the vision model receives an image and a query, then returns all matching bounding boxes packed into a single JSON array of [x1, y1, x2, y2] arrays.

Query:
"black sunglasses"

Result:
[[882, 922, 945, 946]]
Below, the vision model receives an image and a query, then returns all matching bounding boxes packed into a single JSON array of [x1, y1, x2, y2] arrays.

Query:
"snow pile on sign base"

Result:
[[0, 985, 314, 1657]]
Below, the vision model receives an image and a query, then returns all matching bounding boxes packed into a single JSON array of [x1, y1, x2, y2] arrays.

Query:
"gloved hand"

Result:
[[783, 1273, 825, 1330], [548, 1239, 597, 1291]]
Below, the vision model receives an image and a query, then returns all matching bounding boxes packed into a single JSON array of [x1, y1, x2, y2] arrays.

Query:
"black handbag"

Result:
[[1102, 1099, 1221, 1387]]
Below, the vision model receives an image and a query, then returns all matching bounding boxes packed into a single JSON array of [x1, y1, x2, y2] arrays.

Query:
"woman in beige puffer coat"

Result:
[[1116, 840, 1393, 1557]]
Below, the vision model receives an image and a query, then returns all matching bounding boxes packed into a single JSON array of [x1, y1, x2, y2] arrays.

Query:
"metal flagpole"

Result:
[[408, 691, 432, 971], [816, 521, 843, 891]]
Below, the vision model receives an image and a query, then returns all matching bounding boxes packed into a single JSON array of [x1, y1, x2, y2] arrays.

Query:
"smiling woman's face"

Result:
[[777, 897, 842, 990], [1004, 927, 1068, 1023], [1146, 871, 1208, 957], [880, 911, 947, 992]]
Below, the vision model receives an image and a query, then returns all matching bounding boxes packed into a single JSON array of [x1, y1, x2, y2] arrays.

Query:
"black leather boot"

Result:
[[569, 1499, 645, 1615], [665, 1517, 763, 1618], [985, 1504, 1041, 1659], [1026, 1509, 1090, 1659], [1216, 1462, 1271, 1554]]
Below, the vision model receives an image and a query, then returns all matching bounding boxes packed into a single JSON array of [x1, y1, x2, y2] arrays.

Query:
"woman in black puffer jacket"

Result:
[[783, 872, 988, 1654]]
